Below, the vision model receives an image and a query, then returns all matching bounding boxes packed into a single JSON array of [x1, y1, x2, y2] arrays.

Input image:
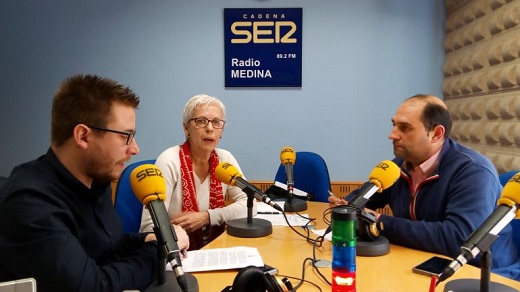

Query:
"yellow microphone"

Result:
[[215, 162, 283, 212], [279, 147, 296, 193], [214, 162, 243, 186], [438, 171, 520, 284], [129, 164, 188, 292], [348, 160, 400, 208], [497, 172, 520, 218], [280, 146, 296, 165], [368, 160, 401, 192], [278, 146, 307, 212], [130, 164, 167, 205]]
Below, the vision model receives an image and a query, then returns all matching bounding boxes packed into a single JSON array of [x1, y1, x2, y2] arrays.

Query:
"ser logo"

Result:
[[219, 163, 242, 183], [230, 21, 298, 44], [375, 162, 391, 171], [135, 167, 163, 182], [509, 173, 520, 183], [220, 162, 232, 170], [280, 147, 294, 155]]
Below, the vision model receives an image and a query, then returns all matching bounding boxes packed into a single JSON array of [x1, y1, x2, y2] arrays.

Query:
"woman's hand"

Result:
[[171, 211, 210, 234]]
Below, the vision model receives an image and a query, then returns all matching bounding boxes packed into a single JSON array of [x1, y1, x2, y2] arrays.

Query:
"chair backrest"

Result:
[[499, 170, 518, 187], [499, 170, 520, 249], [114, 159, 156, 233], [274, 151, 331, 203]]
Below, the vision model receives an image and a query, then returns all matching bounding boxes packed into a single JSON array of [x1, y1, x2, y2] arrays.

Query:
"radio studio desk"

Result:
[[191, 201, 520, 291]]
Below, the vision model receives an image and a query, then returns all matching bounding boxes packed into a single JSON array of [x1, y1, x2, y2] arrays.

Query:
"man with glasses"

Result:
[[88, 125, 137, 146], [0, 74, 189, 291], [140, 94, 254, 250]]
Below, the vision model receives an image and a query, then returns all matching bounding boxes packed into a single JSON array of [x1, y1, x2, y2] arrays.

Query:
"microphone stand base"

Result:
[[283, 197, 307, 212], [443, 279, 518, 292], [145, 271, 199, 292], [227, 218, 273, 238], [356, 236, 390, 256]]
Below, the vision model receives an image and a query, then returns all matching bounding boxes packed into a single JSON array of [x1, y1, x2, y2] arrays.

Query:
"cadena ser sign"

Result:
[[224, 8, 302, 87]]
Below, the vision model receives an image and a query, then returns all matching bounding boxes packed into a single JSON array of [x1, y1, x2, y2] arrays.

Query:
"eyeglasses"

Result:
[[188, 117, 226, 129], [88, 125, 136, 145]]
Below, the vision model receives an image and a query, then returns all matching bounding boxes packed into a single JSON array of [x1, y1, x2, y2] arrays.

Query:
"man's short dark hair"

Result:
[[51, 74, 139, 146], [408, 94, 452, 139]]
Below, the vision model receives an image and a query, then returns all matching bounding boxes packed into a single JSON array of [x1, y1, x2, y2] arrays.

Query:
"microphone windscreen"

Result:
[[497, 172, 520, 218], [215, 162, 243, 186], [129, 164, 166, 205], [368, 160, 401, 192], [280, 147, 296, 165]]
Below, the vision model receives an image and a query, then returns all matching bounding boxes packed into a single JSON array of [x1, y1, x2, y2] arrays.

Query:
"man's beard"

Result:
[[86, 155, 120, 183]]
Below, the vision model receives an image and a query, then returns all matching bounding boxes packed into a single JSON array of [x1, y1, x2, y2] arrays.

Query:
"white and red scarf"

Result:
[[179, 141, 225, 249]]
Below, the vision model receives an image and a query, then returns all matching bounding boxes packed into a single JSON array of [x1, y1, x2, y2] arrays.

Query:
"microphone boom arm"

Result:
[[147, 200, 188, 292], [347, 182, 380, 209], [235, 178, 283, 212]]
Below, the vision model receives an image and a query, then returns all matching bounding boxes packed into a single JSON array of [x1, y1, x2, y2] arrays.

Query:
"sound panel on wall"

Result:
[[444, 0, 520, 173]]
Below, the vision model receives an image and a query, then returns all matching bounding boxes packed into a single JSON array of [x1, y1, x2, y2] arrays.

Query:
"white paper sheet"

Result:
[[177, 246, 264, 273]]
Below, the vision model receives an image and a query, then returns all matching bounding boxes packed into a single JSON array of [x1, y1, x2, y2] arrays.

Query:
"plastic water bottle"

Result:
[[331, 207, 357, 292]]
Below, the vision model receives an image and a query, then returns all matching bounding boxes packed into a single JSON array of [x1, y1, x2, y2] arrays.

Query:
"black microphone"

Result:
[[130, 164, 188, 292], [215, 162, 284, 212], [437, 172, 520, 284]]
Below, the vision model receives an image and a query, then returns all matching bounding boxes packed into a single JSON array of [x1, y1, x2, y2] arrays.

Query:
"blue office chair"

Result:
[[499, 170, 520, 249], [114, 159, 156, 233], [274, 151, 331, 203]]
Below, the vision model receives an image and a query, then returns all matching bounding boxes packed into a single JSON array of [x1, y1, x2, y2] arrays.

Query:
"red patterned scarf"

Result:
[[179, 141, 225, 249]]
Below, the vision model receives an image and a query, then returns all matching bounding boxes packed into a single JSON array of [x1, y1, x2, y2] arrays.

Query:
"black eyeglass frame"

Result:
[[188, 117, 226, 129], [88, 125, 136, 145]]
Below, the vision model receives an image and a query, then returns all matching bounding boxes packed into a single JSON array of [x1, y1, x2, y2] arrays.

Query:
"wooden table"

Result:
[[190, 201, 520, 291]]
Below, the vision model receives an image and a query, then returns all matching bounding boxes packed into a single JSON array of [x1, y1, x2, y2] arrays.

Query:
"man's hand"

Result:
[[363, 208, 380, 220], [328, 195, 347, 206], [144, 233, 156, 242], [173, 224, 189, 257], [143, 225, 190, 258]]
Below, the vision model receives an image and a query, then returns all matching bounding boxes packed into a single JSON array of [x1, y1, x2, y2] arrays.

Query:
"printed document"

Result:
[[178, 246, 264, 273]]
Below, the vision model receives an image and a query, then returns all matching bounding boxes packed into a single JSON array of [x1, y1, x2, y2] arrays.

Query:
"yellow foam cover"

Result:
[[129, 164, 166, 205], [280, 146, 296, 165], [497, 172, 520, 218], [368, 160, 401, 192], [215, 162, 243, 186]]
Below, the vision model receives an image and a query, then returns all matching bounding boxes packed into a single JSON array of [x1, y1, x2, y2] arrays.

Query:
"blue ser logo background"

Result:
[[224, 8, 303, 87]]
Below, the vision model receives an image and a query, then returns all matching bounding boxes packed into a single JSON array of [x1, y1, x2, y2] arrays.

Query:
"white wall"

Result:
[[0, 0, 445, 180]]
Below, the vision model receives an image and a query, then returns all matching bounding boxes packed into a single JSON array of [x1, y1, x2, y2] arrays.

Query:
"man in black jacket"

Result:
[[0, 74, 189, 291]]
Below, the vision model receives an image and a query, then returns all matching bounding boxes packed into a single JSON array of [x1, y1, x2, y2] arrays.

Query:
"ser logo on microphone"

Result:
[[220, 162, 232, 170], [134, 167, 163, 182], [508, 173, 520, 183], [218, 163, 241, 182], [375, 161, 392, 171], [280, 147, 294, 155]]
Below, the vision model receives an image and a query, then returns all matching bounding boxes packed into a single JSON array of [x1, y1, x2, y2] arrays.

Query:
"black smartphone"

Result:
[[412, 256, 452, 277], [260, 264, 278, 275]]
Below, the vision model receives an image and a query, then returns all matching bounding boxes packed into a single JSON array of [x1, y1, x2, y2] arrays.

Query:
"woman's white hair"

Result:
[[182, 94, 226, 124]]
